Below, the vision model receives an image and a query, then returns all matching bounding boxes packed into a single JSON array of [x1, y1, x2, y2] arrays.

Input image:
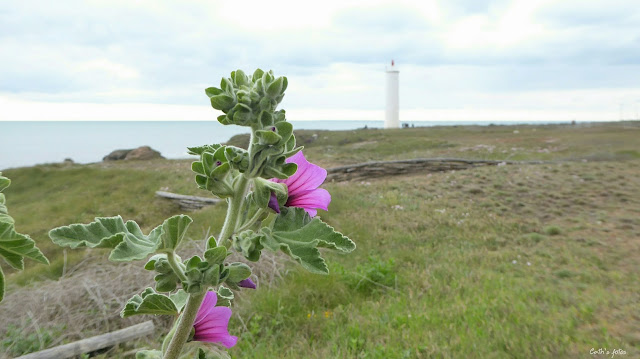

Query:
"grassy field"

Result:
[[1, 121, 639, 358]]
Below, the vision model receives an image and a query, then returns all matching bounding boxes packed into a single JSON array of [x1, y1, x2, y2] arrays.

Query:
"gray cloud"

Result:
[[0, 0, 638, 112]]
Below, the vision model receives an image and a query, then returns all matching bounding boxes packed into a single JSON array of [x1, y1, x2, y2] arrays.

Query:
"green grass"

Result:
[[2, 161, 203, 283], [2, 121, 640, 358], [227, 160, 640, 358], [228, 121, 640, 166]]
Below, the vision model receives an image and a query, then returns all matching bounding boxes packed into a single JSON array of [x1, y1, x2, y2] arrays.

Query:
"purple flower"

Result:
[[268, 151, 331, 217], [238, 278, 256, 289], [192, 291, 238, 348]]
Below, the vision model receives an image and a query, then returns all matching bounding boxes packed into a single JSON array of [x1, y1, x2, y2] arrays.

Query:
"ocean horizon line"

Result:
[[1, 120, 636, 170]]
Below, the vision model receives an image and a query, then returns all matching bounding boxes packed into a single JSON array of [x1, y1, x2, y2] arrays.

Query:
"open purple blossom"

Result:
[[268, 151, 331, 217], [192, 291, 237, 348]]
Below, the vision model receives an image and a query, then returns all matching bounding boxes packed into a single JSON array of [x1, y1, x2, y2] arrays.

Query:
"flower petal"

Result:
[[284, 152, 327, 194], [193, 306, 237, 348], [287, 188, 331, 217], [193, 291, 218, 326]]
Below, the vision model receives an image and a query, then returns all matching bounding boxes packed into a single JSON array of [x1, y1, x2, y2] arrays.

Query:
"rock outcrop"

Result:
[[103, 149, 132, 161], [124, 146, 163, 161], [103, 146, 163, 161]]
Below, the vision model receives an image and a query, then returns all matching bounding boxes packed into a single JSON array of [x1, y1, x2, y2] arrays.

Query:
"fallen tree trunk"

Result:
[[326, 158, 545, 182], [155, 190, 222, 211], [15, 321, 155, 359]]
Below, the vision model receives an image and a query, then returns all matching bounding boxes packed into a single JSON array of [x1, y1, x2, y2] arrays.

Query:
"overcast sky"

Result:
[[1, 0, 639, 122]]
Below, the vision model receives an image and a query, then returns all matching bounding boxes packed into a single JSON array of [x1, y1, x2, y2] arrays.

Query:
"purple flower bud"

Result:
[[268, 192, 281, 214], [238, 278, 257, 289], [216, 161, 222, 166]]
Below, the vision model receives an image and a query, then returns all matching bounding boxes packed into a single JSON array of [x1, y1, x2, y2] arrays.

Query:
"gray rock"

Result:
[[124, 146, 164, 161], [103, 149, 132, 161]]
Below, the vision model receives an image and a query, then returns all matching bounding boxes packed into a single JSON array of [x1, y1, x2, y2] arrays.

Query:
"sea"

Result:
[[0, 120, 571, 170]]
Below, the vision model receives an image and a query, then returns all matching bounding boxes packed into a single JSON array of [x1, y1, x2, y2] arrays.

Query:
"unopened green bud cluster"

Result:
[[196, 69, 301, 183], [145, 244, 252, 295], [206, 69, 287, 126]]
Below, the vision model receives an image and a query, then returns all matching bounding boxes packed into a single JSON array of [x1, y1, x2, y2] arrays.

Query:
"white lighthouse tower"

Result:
[[385, 60, 399, 129]]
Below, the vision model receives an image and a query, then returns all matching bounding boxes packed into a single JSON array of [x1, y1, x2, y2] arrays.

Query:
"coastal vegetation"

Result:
[[1, 121, 639, 358]]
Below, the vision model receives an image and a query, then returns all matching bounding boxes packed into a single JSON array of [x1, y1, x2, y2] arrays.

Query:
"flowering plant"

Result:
[[47, 69, 356, 359], [0, 173, 49, 303]]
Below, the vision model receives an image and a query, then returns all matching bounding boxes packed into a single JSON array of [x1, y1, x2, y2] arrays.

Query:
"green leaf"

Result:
[[136, 349, 163, 359], [187, 144, 222, 156], [0, 194, 11, 224], [226, 262, 251, 283], [275, 121, 293, 145], [253, 178, 287, 209], [232, 230, 265, 262], [255, 130, 282, 145], [220, 77, 233, 93], [260, 207, 356, 274], [266, 76, 285, 98], [0, 174, 10, 192], [252, 68, 265, 83], [204, 246, 229, 265], [144, 254, 181, 292], [169, 289, 188, 312], [216, 286, 234, 307], [205, 87, 223, 98], [121, 288, 179, 317], [158, 215, 192, 252], [197, 347, 231, 359], [49, 216, 163, 262], [0, 221, 49, 270], [232, 69, 248, 87], [210, 94, 235, 111], [217, 286, 234, 300], [206, 236, 217, 249], [154, 273, 179, 292], [0, 267, 4, 302]]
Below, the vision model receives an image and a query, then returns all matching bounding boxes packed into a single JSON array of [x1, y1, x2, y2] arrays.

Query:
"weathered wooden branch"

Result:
[[156, 158, 547, 203], [326, 158, 546, 182], [156, 190, 222, 211], [15, 321, 155, 359]]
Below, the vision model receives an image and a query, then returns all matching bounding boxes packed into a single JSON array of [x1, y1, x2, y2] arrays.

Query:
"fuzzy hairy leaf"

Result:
[[216, 285, 234, 307], [159, 215, 192, 252], [260, 207, 355, 274], [0, 174, 49, 302], [136, 350, 163, 359], [198, 347, 231, 359], [0, 194, 11, 224], [0, 174, 9, 192], [0, 221, 49, 270], [169, 289, 189, 312], [0, 267, 4, 302], [49, 215, 192, 262], [121, 288, 178, 317], [204, 246, 229, 265], [49, 216, 163, 262]]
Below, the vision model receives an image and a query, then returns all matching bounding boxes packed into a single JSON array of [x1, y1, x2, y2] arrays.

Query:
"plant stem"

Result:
[[161, 320, 178, 354], [235, 208, 266, 233], [218, 175, 250, 248], [162, 291, 206, 359], [166, 251, 187, 283]]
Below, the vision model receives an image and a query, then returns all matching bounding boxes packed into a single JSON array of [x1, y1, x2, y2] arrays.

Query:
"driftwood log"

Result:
[[155, 159, 545, 210], [325, 158, 544, 182], [155, 190, 222, 211], [15, 321, 154, 359]]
